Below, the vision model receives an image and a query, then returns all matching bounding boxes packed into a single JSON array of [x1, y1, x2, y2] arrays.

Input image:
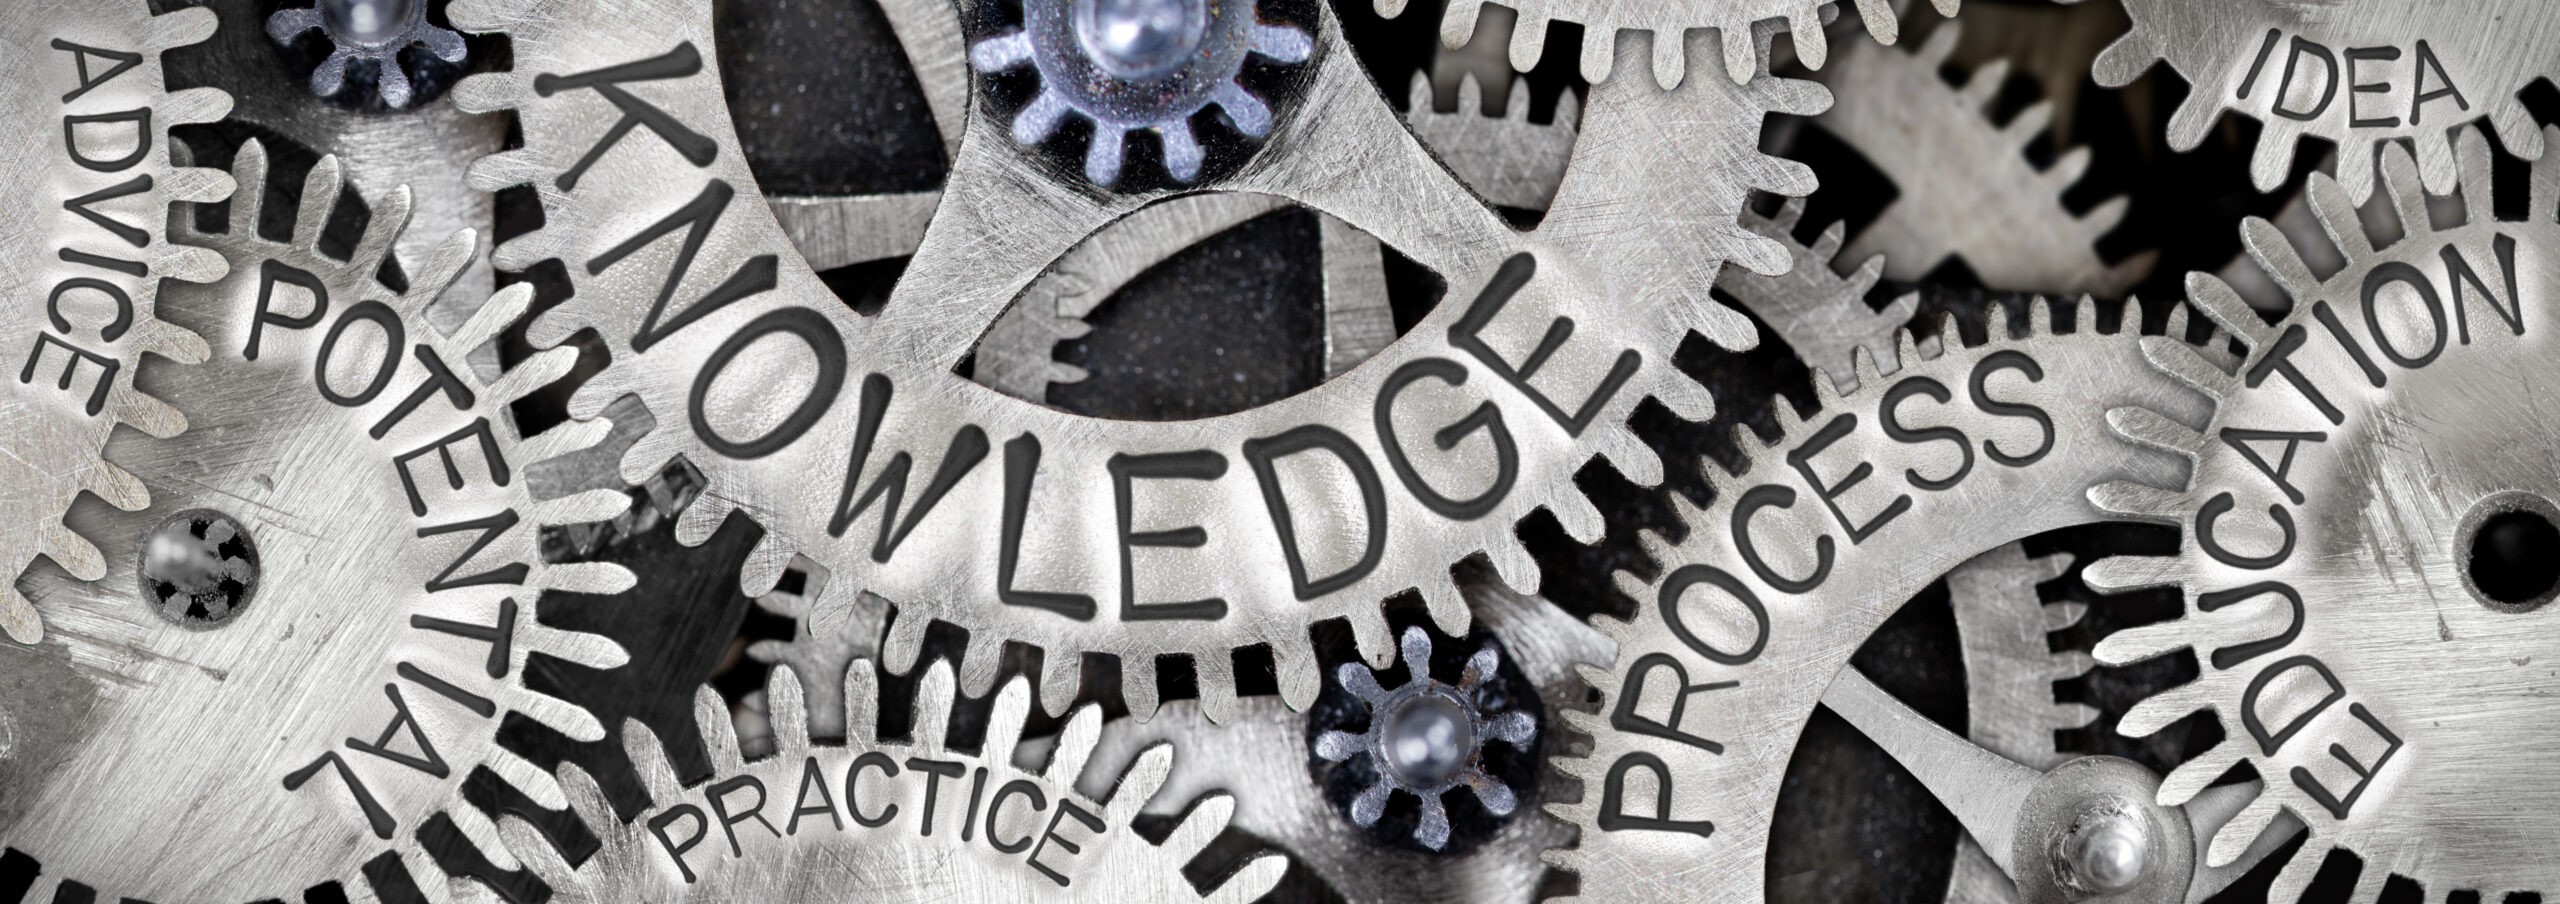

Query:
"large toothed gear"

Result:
[[1814, 22, 2155, 298], [451, 0, 1826, 722], [2083, 129, 2560, 902], [968, 0, 1313, 186], [1546, 300, 2237, 903], [1398, 0, 1960, 88], [0, 143, 638, 903], [494, 661, 1285, 902], [2, 1, 234, 645], [2092, 0, 2559, 203]]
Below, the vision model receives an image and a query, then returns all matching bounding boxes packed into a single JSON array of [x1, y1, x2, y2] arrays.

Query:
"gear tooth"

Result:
[[2044, 146, 2093, 192], [1349, 608, 1396, 669], [39, 520, 107, 581], [2051, 701, 2101, 730], [959, 631, 1005, 697], [2047, 649, 2097, 681], [1852, 0, 1898, 44], [2385, 140, 2439, 230], [2535, 126, 2560, 215], [294, 156, 346, 246], [2041, 600, 2088, 631], [2304, 173, 2375, 261], [668, 488, 732, 547], [1503, 75, 1534, 121], [2346, 858, 2393, 903], [1193, 653, 1241, 724], [1716, 25, 1754, 86], [1548, 485, 1605, 544], [2029, 296, 2060, 337], [2250, 837, 2321, 904], [1442, 0, 1489, 49], [1108, 744, 1176, 826], [2, 589, 43, 645], [1505, 8, 1550, 73], [843, 657, 882, 743], [761, 664, 810, 755], [1024, 643, 1078, 716], [2490, 101, 2546, 163], [1580, 27, 1624, 87], [2239, 217, 2319, 303], [163, 162, 235, 208], [1372, 0, 1409, 19], [2162, 737, 2248, 807], [2138, 334, 2239, 399], [620, 719, 687, 801], [1418, 576, 1473, 640], [1123, 657, 1163, 722], [465, 147, 549, 195], [2460, 125, 2503, 214], [2218, 797, 2296, 871], [229, 139, 272, 237], [1612, 568, 1653, 606], [112, 388, 188, 441], [1959, 58, 2010, 112], [883, 608, 930, 675], [1653, 368, 1716, 420], [1210, 853, 1289, 903], [2107, 406, 2207, 461], [2164, 92, 2221, 153], [1916, 20, 1960, 66], [913, 660, 959, 748], [2086, 480, 2188, 524], [1405, 70, 1434, 113], [2081, 551, 2185, 596], [1273, 639, 1321, 710], [1455, 71, 1485, 115], [1164, 792, 1236, 862], [450, 70, 526, 114], [82, 458, 150, 512], [2119, 679, 2212, 737], [1985, 303, 2015, 343], [981, 674, 1032, 757], [2002, 101, 2053, 147], [1597, 425, 1664, 486], [2182, 272, 2275, 349], [1786, 12, 1828, 72]]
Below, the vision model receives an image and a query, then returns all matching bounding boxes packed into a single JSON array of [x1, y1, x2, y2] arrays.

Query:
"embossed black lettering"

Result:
[[704, 775, 778, 855], [2344, 46, 2401, 128], [50, 39, 141, 103], [247, 259, 329, 360], [1110, 450, 1229, 621], [45, 279, 131, 343], [2271, 37, 2338, 121], [2444, 234, 2523, 341], [283, 751, 396, 839], [2311, 301, 2387, 387], [1658, 564, 1769, 666], [906, 757, 966, 837], [831, 374, 988, 561], [534, 43, 718, 189], [2360, 260, 2449, 368], [2294, 703, 2401, 819], [19, 333, 116, 415], [1610, 653, 1737, 755], [2408, 40, 2468, 125], [411, 596, 518, 678], [61, 108, 149, 172], [2198, 582, 2304, 669], [1789, 413, 1909, 543], [418, 511, 530, 592], [1881, 375, 1972, 491], [60, 174, 151, 247], [846, 752, 901, 828], [314, 300, 404, 407], [1374, 357, 1517, 518], [2245, 325, 2345, 425], [1448, 253, 1637, 436], [687, 306, 844, 459], [986, 780, 1048, 853], [787, 756, 841, 834], [1597, 753, 1715, 839], [370, 346, 474, 439], [647, 804, 710, 883], [1243, 424, 1387, 600], [346, 683, 450, 778], [393, 419, 509, 516], [2241, 654, 2345, 756], [998, 433, 1098, 620], [2219, 428, 2326, 505], [2196, 492, 2296, 570], [1969, 351, 2053, 466], [1733, 484, 1828, 594], [591, 181, 780, 353], [1027, 799, 1106, 887]]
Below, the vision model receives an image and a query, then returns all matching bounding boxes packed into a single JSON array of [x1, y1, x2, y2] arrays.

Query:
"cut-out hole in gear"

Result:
[[136, 509, 260, 629], [2460, 491, 2560, 613]]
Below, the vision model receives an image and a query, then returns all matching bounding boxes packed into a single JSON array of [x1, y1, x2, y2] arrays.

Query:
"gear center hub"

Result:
[[1379, 690, 1474, 788], [319, 0, 417, 47], [138, 509, 260, 629], [1073, 0, 1206, 81]]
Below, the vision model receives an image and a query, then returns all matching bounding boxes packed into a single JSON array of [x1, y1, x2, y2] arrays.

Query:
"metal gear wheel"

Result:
[[967, 0, 1315, 186], [491, 660, 1286, 902], [1075, 570, 1604, 904], [1545, 299, 2273, 903], [2083, 129, 2560, 902], [1808, 20, 2155, 298], [1314, 624, 1540, 850], [3, 0, 235, 645], [0, 142, 637, 903], [1401, 0, 1963, 88], [266, 0, 470, 109], [449, 0, 1824, 720], [2091, 0, 2560, 203]]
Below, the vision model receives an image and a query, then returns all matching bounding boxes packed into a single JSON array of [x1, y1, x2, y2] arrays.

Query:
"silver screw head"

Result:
[[1071, 0, 1207, 81]]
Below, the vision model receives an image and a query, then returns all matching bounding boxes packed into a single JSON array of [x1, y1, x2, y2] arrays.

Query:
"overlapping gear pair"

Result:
[[3, 1, 2557, 903]]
